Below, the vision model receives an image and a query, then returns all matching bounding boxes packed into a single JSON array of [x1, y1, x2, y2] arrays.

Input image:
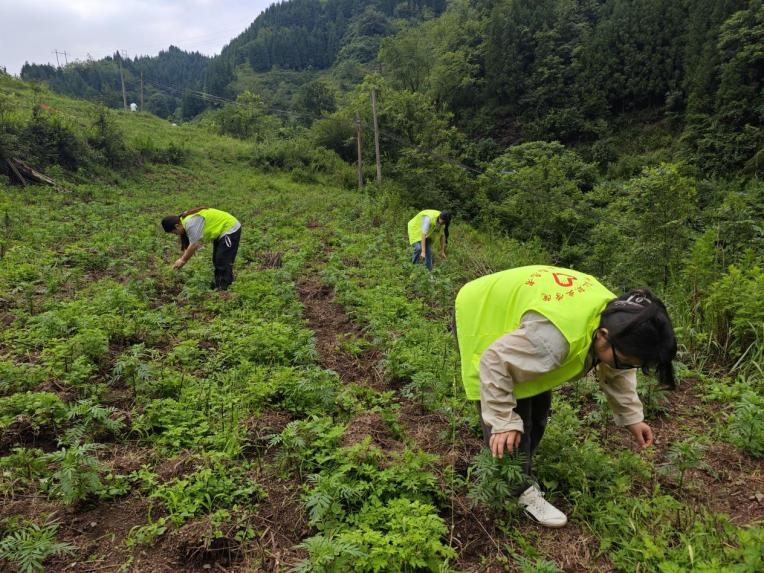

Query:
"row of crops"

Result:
[[0, 75, 761, 571]]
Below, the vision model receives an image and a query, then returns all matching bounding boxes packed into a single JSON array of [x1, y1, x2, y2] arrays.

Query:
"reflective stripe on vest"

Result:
[[181, 208, 237, 242], [407, 210, 442, 245], [455, 265, 616, 400]]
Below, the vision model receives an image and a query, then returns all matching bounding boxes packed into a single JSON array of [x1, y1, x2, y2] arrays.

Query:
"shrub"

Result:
[[22, 105, 87, 170], [0, 361, 46, 396], [297, 498, 456, 573], [728, 392, 764, 457], [468, 450, 525, 512], [134, 137, 189, 165], [0, 519, 74, 573], [151, 461, 265, 526], [706, 265, 764, 365], [41, 443, 104, 504], [0, 392, 68, 432], [88, 108, 134, 168]]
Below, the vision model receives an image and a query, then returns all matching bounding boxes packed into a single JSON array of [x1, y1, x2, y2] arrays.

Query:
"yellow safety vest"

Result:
[[455, 265, 616, 400], [181, 208, 237, 242], [407, 210, 443, 245]]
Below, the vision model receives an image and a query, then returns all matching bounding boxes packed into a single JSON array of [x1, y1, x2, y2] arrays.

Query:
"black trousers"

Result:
[[475, 391, 552, 492], [212, 228, 241, 290], [453, 310, 552, 491]]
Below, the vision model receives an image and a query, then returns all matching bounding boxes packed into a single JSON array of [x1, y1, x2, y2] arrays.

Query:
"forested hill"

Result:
[[14, 0, 763, 176], [204, 0, 447, 95], [17, 0, 446, 119], [20, 47, 209, 119]]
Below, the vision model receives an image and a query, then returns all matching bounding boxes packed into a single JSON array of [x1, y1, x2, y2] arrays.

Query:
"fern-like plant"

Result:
[[728, 392, 764, 457], [61, 399, 124, 446], [468, 450, 526, 511], [0, 520, 74, 573], [658, 438, 713, 493], [41, 443, 103, 504]]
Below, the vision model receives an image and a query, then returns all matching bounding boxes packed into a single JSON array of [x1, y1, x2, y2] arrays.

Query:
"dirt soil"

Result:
[[292, 238, 613, 573], [296, 269, 384, 391]]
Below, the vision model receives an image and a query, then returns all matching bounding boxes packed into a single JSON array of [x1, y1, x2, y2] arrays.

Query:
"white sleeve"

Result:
[[183, 216, 205, 245], [479, 312, 569, 434], [420, 216, 431, 235], [596, 363, 644, 426]]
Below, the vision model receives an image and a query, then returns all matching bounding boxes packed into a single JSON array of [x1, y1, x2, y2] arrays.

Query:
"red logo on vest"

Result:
[[552, 273, 577, 287]]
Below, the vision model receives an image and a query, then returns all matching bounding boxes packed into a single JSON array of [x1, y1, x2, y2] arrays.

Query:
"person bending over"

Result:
[[407, 209, 452, 271], [161, 207, 241, 290], [455, 265, 676, 527]]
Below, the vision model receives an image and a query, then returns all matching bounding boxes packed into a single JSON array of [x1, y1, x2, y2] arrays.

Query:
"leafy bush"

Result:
[[706, 265, 764, 363], [133, 136, 189, 165], [0, 447, 47, 494], [133, 398, 216, 452], [22, 105, 88, 170], [478, 141, 596, 261], [297, 497, 455, 573], [211, 319, 316, 367], [269, 417, 346, 478], [658, 438, 713, 492], [62, 400, 124, 446], [88, 108, 135, 168], [250, 138, 355, 187], [0, 519, 74, 573], [468, 450, 525, 512], [0, 361, 46, 396], [215, 91, 279, 140], [151, 461, 265, 526], [728, 392, 764, 457], [0, 392, 68, 432], [40, 443, 104, 504]]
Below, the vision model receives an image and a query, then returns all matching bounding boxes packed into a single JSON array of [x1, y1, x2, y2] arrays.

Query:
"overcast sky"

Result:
[[0, 0, 273, 75]]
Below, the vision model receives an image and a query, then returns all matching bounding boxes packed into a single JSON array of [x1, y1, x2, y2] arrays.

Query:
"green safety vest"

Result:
[[407, 210, 443, 245], [181, 208, 237, 242], [455, 265, 616, 400]]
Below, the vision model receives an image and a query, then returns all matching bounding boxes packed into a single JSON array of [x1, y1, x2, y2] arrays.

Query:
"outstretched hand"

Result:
[[626, 421, 654, 449], [489, 430, 522, 458], [173, 258, 186, 270]]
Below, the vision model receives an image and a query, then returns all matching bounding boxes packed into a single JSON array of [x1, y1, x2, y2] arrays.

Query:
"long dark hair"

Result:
[[439, 210, 453, 243], [161, 207, 207, 251], [599, 288, 677, 388]]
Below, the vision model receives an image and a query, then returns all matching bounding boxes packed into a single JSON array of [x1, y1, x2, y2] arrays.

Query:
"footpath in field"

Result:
[[294, 222, 615, 572], [1, 175, 762, 573]]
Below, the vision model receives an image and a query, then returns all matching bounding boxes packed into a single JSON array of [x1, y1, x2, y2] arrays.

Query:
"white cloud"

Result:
[[0, 0, 272, 74]]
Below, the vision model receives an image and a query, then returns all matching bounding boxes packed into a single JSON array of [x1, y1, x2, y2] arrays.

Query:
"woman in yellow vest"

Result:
[[161, 207, 241, 290], [407, 209, 452, 271], [455, 265, 676, 527]]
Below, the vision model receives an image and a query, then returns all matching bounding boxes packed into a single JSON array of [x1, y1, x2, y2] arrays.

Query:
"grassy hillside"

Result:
[[0, 78, 762, 572]]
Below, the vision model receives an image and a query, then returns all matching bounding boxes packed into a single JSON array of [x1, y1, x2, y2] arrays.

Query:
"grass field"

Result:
[[0, 77, 762, 573]]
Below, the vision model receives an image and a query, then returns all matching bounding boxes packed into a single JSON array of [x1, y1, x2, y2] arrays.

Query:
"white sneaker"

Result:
[[518, 485, 568, 527]]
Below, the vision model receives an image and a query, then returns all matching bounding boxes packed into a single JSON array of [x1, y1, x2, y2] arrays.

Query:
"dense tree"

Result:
[[21, 47, 209, 119], [294, 79, 338, 121]]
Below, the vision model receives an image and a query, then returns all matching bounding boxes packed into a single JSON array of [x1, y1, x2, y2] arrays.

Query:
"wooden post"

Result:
[[371, 89, 382, 183], [118, 55, 128, 111], [140, 71, 144, 112], [355, 112, 363, 190]]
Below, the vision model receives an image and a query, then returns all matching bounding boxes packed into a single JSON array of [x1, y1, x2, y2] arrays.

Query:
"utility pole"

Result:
[[140, 71, 144, 112], [355, 112, 363, 190], [117, 53, 127, 111], [371, 89, 382, 183], [52, 50, 60, 67], [62, 51, 68, 65]]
